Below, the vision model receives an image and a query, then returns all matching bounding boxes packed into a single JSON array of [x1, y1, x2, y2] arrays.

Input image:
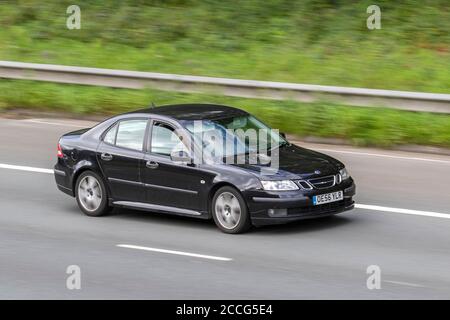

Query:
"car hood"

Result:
[[230, 144, 342, 179]]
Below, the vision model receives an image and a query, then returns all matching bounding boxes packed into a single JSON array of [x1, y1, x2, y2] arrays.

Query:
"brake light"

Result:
[[57, 143, 63, 158]]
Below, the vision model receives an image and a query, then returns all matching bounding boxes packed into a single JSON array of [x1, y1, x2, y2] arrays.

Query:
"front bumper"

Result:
[[246, 178, 356, 226]]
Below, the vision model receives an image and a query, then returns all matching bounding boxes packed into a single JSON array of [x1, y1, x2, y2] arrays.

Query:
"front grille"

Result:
[[307, 175, 335, 189], [297, 180, 313, 190], [287, 198, 353, 216]]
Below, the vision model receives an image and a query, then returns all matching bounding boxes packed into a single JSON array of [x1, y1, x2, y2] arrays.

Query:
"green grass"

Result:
[[1, 80, 449, 148], [0, 1, 448, 93], [0, 1, 449, 148]]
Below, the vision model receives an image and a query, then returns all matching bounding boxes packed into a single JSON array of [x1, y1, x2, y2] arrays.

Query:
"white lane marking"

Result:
[[1, 162, 450, 220], [356, 204, 450, 219], [0, 163, 53, 174], [313, 148, 450, 165], [117, 244, 232, 261], [384, 280, 424, 288], [23, 119, 89, 128]]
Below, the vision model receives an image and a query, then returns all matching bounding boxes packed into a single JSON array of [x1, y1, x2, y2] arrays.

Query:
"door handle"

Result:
[[146, 160, 159, 169], [101, 153, 113, 161]]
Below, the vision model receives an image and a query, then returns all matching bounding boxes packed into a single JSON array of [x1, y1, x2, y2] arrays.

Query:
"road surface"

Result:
[[0, 117, 449, 299]]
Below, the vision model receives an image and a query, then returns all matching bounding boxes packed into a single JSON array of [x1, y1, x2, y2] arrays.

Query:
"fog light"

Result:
[[268, 208, 288, 217]]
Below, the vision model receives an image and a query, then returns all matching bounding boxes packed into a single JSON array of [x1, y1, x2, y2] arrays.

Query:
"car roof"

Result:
[[129, 103, 249, 120]]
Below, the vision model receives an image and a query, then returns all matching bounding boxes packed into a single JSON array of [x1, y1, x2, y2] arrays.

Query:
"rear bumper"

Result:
[[246, 178, 356, 226], [54, 164, 74, 196]]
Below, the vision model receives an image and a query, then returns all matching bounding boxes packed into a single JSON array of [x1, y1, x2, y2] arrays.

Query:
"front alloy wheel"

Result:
[[212, 186, 251, 234]]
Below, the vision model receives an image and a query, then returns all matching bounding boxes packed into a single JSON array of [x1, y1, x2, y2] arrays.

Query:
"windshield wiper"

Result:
[[268, 140, 290, 152]]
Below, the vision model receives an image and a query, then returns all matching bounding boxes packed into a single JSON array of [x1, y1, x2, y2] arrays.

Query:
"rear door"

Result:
[[97, 118, 149, 202]]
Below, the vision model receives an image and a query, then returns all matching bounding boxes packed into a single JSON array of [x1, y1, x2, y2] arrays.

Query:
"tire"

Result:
[[211, 186, 251, 234], [75, 170, 110, 217]]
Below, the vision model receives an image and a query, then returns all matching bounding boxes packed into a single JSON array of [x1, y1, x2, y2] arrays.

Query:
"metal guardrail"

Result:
[[1, 60, 449, 113]]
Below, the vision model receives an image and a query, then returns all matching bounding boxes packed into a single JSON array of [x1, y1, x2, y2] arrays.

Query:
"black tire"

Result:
[[211, 186, 251, 234], [75, 170, 110, 217]]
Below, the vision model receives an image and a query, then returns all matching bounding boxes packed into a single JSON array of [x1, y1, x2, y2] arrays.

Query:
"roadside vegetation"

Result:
[[0, 0, 448, 92], [1, 80, 449, 149], [0, 1, 449, 148]]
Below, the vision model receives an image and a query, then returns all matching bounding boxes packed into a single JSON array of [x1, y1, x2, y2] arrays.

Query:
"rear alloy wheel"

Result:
[[75, 171, 110, 217], [212, 186, 251, 234]]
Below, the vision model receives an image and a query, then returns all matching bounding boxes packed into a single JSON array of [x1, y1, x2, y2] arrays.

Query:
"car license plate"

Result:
[[313, 191, 343, 205]]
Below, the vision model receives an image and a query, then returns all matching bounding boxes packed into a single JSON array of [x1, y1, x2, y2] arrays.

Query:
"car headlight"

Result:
[[339, 168, 350, 180], [260, 180, 299, 191]]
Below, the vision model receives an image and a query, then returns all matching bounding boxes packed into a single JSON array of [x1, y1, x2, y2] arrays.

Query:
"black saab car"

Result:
[[54, 104, 355, 233]]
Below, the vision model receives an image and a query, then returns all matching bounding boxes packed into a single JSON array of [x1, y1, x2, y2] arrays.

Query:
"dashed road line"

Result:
[[384, 280, 424, 288], [22, 119, 91, 128], [355, 204, 450, 220], [313, 148, 450, 165], [0, 163, 54, 174], [117, 244, 233, 261]]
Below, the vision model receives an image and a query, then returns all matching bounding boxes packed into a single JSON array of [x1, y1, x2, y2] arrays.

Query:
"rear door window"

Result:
[[106, 119, 148, 151]]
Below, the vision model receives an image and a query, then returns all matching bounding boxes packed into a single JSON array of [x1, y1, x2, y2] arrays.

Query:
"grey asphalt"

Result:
[[0, 117, 450, 299]]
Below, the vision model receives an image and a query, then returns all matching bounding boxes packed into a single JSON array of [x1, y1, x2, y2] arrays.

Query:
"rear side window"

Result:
[[103, 123, 118, 145], [116, 120, 148, 151], [103, 119, 147, 151]]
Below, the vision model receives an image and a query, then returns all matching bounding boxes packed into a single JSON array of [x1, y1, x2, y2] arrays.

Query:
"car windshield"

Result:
[[182, 115, 288, 158]]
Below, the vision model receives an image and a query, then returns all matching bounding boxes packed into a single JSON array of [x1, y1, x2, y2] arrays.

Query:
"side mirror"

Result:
[[280, 132, 287, 139], [170, 150, 192, 164]]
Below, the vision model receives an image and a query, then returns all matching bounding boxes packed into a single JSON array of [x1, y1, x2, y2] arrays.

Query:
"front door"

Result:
[[142, 120, 204, 211]]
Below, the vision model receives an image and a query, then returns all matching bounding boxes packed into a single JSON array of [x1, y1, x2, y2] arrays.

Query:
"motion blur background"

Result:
[[0, 0, 449, 148], [1, 1, 450, 300]]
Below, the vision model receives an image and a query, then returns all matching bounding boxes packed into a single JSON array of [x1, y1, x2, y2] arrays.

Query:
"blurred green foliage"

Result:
[[0, 1, 449, 148], [0, 0, 448, 92], [1, 80, 449, 148]]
